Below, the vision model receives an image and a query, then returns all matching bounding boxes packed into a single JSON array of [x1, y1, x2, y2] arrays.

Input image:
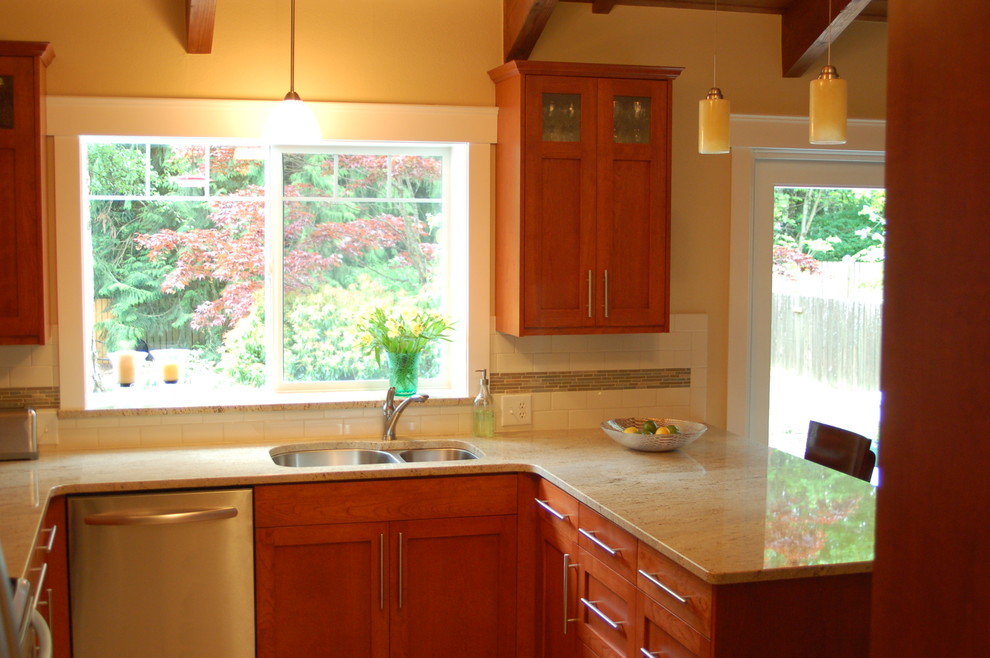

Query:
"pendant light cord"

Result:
[[712, 0, 719, 88], [827, 0, 832, 66], [289, 0, 297, 94]]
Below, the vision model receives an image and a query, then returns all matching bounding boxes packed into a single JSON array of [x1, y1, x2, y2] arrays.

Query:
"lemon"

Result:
[[622, 426, 639, 434], [654, 426, 671, 435]]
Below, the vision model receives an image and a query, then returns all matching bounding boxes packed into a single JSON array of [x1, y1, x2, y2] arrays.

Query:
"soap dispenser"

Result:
[[472, 369, 495, 438]]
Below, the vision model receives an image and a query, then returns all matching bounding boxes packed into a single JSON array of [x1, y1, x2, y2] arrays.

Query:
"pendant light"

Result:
[[809, 0, 847, 144], [264, 0, 321, 143], [698, 0, 730, 154]]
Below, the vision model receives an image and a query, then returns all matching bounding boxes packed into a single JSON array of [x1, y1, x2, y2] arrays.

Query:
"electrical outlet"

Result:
[[501, 394, 532, 427], [35, 409, 59, 446]]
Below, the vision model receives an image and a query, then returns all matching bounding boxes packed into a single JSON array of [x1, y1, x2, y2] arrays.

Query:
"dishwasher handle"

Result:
[[83, 506, 238, 526]]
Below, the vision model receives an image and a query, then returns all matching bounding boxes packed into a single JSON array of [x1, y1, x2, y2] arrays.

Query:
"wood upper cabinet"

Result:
[[0, 41, 53, 345], [489, 61, 682, 336], [255, 476, 518, 658]]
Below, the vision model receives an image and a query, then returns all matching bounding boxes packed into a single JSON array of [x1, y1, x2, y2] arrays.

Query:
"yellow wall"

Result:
[[3, 0, 502, 105], [3, 0, 888, 426]]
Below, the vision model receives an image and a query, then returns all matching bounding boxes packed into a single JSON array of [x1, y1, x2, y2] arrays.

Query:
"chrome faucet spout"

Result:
[[382, 386, 429, 441]]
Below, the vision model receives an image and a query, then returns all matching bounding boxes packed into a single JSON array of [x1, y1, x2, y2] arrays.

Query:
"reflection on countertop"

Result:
[[0, 427, 875, 585]]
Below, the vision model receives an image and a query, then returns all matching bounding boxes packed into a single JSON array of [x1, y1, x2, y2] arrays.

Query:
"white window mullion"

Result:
[[267, 146, 285, 391]]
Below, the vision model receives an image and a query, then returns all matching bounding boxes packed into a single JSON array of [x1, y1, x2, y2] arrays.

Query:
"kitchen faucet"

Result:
[[382, 386, 429, 441]]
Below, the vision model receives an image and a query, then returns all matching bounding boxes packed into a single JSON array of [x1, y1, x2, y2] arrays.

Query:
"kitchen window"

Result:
[[82, 137, 469, 408]]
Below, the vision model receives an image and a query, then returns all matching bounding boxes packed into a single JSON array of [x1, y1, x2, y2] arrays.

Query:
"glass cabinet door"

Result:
[[541, 93, 581, 142], [0, 76, 13, 129], [613, 96, 651, 144]]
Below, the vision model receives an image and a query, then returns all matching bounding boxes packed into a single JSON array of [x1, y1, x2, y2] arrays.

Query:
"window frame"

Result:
[[51, 97, 496, 411]]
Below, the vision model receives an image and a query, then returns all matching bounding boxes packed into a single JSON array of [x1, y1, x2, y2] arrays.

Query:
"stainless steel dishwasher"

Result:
[[68, 489, 254, 658]]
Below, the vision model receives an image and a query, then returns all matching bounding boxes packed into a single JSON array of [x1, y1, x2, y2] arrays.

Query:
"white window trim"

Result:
[[726, 114, 886, 440], [52, 97, 496, 410]]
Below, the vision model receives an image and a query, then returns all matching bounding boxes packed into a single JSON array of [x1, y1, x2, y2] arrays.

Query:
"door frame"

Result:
[[726, 115, 886, 441]]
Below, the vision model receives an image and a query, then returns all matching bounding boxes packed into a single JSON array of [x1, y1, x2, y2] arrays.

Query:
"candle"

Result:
[[118, 354, 135, 387], [162, 362, 180, 384]]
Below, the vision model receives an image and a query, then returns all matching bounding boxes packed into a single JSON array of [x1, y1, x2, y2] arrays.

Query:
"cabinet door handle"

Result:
[[379, 533, 385, 610], [398, 532, 404, 609], [640, 649, 665, 657], [637, 569, 689, 604], [562, 553, 579, 634], [604, 270, 610, 318], [535, 498, 569, 521], [580, 597, 624, 629], [579, 527, 621, 556], [587, 270, 593, 318], [83, 506, 237, 526]]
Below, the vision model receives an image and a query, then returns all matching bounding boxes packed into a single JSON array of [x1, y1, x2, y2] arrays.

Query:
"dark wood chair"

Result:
[[805, 421, 876, 482]]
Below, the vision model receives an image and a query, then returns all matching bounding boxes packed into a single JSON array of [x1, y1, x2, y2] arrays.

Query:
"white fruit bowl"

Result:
[[600, 417, 708, 452]]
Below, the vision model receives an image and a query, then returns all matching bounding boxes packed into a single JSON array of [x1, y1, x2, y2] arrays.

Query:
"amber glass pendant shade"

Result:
[[809, 65, 847, 144], [699, 88, 730, 154]]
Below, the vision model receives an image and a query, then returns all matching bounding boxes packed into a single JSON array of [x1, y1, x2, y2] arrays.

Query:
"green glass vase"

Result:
[[386, 351, 421, 396]]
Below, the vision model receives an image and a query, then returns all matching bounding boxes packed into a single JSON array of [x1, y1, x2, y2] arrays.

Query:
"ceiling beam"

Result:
[[781, 0, 871, 77], [186, 0, 217, 54], [504, 0, 559, 61]]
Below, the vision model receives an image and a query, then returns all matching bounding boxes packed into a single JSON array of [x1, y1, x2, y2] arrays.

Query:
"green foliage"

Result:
[[88, 141, 447, 390], [219, 278, 446, 386], [774, 188, 885, 262]]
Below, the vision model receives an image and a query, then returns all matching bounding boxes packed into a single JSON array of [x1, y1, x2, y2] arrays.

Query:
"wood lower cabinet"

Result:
[[577, 548, 637, 658], [488, 60, 682, 336], [35, 495, 71, 658], [522, 478, 872, 658], [391, 515, 517, 658], [256, 522, 389, 657], [255, 475, 518, 658]]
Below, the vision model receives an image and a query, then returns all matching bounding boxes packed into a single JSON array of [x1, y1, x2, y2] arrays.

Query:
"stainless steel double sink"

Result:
[[270, 441, 481, 467]]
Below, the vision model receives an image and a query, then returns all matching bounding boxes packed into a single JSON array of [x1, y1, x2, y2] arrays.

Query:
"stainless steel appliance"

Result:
[[0, 409, 37, 461], [68, 489, 254, 658]]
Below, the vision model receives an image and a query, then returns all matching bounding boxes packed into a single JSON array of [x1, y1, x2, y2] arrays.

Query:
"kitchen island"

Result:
[[0, 426, 874, 585]]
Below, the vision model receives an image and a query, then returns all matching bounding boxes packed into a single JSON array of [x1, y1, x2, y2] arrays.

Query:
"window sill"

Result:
[[62, 388, 471, 419]]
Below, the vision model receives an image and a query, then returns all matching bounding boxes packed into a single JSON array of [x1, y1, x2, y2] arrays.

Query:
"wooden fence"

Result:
[[771, 292, 882, 391]]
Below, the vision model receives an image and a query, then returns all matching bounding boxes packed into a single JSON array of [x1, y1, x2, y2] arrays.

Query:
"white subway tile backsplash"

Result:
[[532, 352, 570, 372]]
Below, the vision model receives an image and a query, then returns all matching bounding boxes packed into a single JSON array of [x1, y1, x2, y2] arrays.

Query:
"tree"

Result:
[[774, 188, 885, 262]]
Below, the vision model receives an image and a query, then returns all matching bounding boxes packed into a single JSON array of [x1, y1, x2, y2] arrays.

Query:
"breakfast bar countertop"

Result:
[[0, 427, 875, 585]]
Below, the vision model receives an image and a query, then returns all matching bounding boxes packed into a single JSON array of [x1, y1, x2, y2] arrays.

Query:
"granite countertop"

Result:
[[0, 427, 875, 586]]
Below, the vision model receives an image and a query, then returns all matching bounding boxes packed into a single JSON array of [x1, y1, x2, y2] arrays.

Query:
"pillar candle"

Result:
[[118, 354, 135, 387], [162, 362, 180, 384]]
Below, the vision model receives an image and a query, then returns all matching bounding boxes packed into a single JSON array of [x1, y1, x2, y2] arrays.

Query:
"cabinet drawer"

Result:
[[578, 504, 637, 581], [255, 474, 518, 527], [636, 591, 710, 658], [636, 543, 712, 635], [577, 548, 637, 657], [534, 479, 579, 539]]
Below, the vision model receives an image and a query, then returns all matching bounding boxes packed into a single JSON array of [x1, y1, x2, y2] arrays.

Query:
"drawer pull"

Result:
[[579, 527, 621, 556], [535, 498, 569, 521], [580, 597, 624, 629], [640, 649, 664, 657], [637, 569, 689, 604]]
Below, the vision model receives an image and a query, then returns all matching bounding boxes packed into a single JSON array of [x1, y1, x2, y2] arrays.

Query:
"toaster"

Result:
[[0, 408, 38, 460]]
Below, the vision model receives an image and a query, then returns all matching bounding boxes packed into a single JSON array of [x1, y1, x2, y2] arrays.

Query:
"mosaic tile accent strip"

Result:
[[491, 368, 690, 394], [0, 387, 60, 409]]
